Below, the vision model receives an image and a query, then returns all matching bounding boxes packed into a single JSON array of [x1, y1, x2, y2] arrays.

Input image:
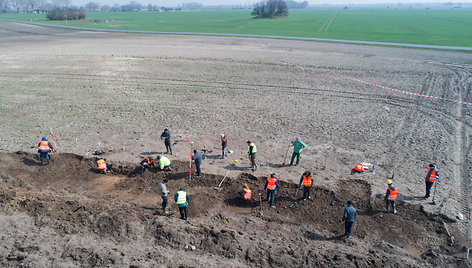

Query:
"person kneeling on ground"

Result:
[[140, 156, 155, 175], [351, 162, 375, 175], [96, 157, 108, 174], [298, 170, 313, 200], [384, 179, 397, 214], [175, 187, 189, 220], [239, 184, 252, 202], [157, 155, 171, 171], [38, 137, 54, 165]]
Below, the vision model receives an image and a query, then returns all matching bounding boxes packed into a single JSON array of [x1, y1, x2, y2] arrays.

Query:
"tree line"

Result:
[[1, 0, 308, 20]]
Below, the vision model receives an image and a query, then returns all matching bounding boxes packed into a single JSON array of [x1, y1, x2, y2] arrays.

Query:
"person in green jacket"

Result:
[[290, 137, 306, 166]]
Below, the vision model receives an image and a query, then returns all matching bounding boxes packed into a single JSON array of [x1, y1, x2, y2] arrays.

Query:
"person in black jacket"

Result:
[[160, 128, 172, 155], [192, 149, 203, 176], [341, 200, 357, 239]]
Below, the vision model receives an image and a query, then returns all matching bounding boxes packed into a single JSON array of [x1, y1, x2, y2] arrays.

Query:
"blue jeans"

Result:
[[345, 220, 354, 237], [222, 147, 227, 158], [161, 196, 168, 209], [39, 152, 49, 165]]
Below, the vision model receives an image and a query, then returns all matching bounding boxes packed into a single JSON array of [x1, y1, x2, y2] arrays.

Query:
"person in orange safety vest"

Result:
[[96, 157, 108, 174], [37, 137, 54, 165], [140, 157, 155, 175], [265, 173, 280, 208], [239, 184, 252, 204], [384, 179, 397, 214], [298, 170, 313, 200], [424, 163, 439, 199]]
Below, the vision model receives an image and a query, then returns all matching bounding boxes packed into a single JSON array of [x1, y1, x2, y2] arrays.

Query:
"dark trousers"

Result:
[[222, 147, 227, 159], [385, 200, 395, 212], [303, 186, 312, 199], [141, 164, 150, 175], [179, 206, 188, 219], [195, 162, 201, 176], [164, 140, 172, 154], [425, 181, 434, 198], [267, 189, 275, 207], [39, 152, 49, 165], [290, 152, 300, 165], [250, 153, 258, 170], [161, 196, 168, 209], [345, 220, 354, 237]]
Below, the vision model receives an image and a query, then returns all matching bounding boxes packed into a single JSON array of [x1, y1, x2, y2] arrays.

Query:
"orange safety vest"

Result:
[[426, 168, 438, 182], [243, 188, 252, 200], [97, 159, 106, 170], [267, 177, 277, 190], [387, 188, 397, 201], [38, 141, 51, 151], [354, 165, 364, 172], [302, 175, 313, 187], [143, 157, 152, 166]]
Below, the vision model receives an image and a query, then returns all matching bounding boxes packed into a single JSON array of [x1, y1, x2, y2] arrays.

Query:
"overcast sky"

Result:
[[74, 0, 472, 7]]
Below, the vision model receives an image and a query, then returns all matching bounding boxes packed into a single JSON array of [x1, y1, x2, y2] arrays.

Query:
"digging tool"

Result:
[[282, 144, 290, 165], [172, 139, 189, 145], [432, 178, 439, 205], [49, 127, 58, 152], [189, 142, 193, 183], [259, 193, 263, 216], [215, 171, 230, 189], [332, 222, 344, 234], [289, 188, 299, 208]]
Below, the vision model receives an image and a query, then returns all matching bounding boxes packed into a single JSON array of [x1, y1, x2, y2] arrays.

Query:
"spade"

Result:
[[259, 193, 263, 216]]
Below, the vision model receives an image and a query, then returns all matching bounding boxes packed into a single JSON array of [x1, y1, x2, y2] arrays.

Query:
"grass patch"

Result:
[[1, 9, 472, 46]]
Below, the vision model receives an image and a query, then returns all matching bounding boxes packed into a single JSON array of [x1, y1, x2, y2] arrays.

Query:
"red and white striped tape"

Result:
[[280, 62, 472, 106]]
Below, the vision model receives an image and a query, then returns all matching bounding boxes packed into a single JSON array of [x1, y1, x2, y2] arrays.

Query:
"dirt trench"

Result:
[[0, 152, 468, 267]]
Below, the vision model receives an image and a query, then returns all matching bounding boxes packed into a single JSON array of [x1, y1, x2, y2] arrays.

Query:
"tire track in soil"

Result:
[[386, 72, 435, 169], [445, 65, 472, 247]]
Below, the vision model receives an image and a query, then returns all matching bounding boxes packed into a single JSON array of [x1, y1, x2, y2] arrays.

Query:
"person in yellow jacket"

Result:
[[156, 155, 171, 171], [247, 141, 258, 172], [174, 187, 189, 220]]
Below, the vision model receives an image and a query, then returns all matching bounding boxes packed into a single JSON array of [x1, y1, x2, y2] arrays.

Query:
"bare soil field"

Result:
[[0, 21, 471, 267]]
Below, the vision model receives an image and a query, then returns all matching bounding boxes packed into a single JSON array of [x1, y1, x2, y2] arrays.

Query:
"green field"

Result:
[[1, 9, 472, 47]]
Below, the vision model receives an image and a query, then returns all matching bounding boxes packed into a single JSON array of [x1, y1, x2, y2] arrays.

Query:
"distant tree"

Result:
[[121, 1, 141, 11], [146, 3, 151, 10], [84, 1, 99, 11], [181, 2, 202, 9], [252, 0, 287, 18], [285, 0, 308, 9], [52, 0, 70, 8], [46, 7, 85, 20], [101, 4, 109, 11], [0, 0, 11, 13]]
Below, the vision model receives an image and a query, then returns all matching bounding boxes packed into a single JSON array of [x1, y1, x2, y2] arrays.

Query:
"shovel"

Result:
[[332, 222, 344, 234], [431, 178, 439, 205], [259, 193, 263, 216], [289, 188, 299, 208], [282, 144, 290, 165]]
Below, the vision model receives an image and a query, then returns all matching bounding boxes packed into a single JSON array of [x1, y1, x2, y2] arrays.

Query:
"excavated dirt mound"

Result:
[[0, 152, 468, 267]]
